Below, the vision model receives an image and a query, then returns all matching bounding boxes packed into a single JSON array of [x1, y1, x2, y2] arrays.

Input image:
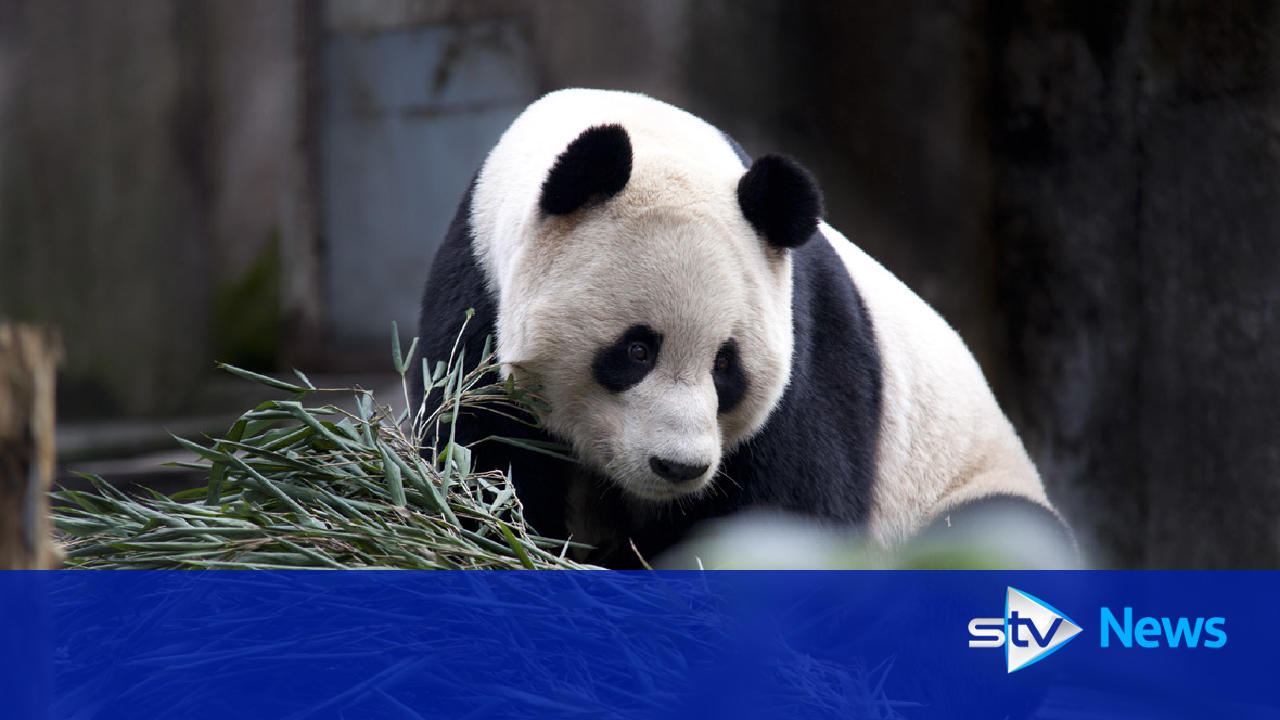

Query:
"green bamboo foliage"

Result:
[[53, 319, 595, 570]]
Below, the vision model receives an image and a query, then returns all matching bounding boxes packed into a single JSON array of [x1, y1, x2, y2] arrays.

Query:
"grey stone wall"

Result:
[[0, 1, 212, 416], [321, 4, 537, 355], [988, 1, 1280, 567], [0, 0, 305, 416]]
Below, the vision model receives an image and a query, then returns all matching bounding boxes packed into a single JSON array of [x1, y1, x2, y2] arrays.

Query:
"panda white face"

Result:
[[472, 99, 820, 504], [505, 200, 795, 501]]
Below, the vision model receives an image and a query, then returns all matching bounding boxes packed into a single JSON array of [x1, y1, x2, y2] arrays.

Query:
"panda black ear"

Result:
[[737, 154, 823, 249], [539, 124, 633, 216]]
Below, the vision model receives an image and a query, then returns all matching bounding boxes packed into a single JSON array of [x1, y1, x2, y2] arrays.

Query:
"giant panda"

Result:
[[411, 88, 1063, 567]]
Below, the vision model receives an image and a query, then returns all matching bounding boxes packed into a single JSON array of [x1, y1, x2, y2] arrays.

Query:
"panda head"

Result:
[[500, 124, 822, 502]]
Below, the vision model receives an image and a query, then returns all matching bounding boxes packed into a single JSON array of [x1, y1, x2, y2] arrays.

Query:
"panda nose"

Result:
[[649, 456, 709, 483]]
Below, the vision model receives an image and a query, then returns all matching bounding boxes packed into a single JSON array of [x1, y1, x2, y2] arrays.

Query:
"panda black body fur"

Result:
[[412, 89, 1057, 567]]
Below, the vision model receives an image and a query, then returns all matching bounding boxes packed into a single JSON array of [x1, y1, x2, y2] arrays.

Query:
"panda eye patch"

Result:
[[713, 338, 748, 414], [593, 325, 662, 393]]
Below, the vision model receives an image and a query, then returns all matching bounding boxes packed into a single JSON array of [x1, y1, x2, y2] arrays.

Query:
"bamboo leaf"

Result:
[[499, 521, 535, 570], [380, 446, 406, 507], [218, 363, 309, 393]]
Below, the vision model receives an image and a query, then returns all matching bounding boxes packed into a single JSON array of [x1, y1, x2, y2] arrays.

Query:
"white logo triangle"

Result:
[[1006, 587, 1082, 673]]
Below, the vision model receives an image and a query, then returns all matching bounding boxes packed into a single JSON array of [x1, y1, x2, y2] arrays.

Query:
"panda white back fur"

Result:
[[412, 88, 1056, 566]]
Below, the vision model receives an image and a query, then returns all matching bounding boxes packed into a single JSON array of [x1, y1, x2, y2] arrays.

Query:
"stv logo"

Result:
[[968, 587, 1083, 673]]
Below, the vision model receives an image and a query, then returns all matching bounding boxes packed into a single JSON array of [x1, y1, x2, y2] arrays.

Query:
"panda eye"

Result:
[[714, 351, 731, 374], [593, 325, 662, 393]]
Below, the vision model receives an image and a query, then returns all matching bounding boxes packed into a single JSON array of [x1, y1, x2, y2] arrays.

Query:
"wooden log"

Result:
[[0, 323, 62, 569]]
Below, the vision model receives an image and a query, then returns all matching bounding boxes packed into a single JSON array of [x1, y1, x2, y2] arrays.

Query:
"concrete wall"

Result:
[[988, 0, 1280, 567], [321, 5, 536, 354], [0, 1, 211, 416], [0, 0, 307, 416]]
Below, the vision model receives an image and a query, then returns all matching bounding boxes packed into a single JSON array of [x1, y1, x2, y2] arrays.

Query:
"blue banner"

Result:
[[1, 571, 1276, 719]]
